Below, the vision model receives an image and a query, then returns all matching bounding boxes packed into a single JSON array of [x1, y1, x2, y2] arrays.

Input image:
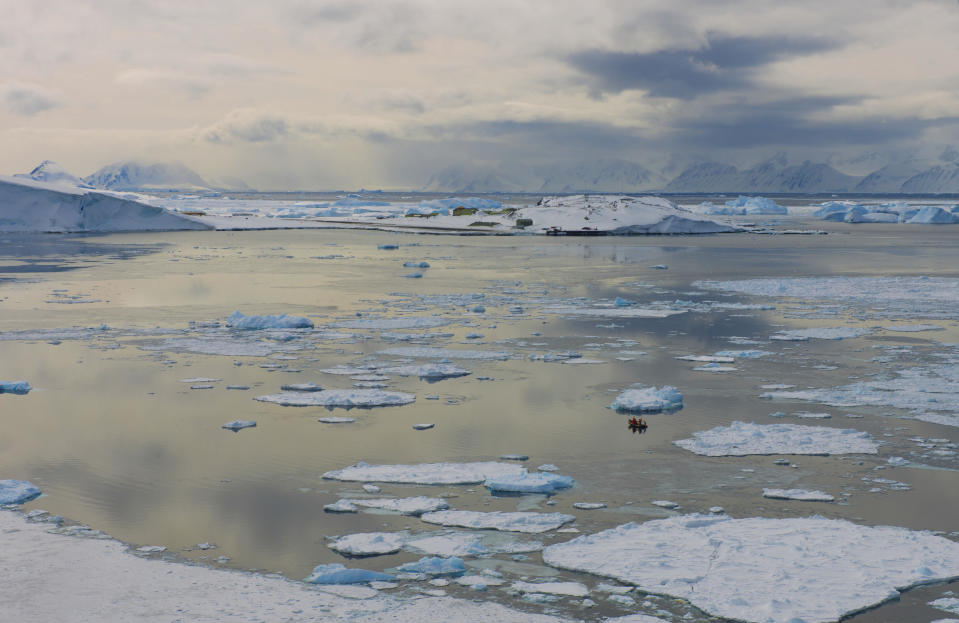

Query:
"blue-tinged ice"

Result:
[[722, 196, 787, 215], [226, 311, 313, 330], [485, 472, 574, 495], [403, 261, 430, 268], [303, 563, 393, 584], [221, 420, 256, 432], [0, 381, 31, 394], [0, 479, 42, 504], [908, 206, 958, 224], [610, 385, 683, 413], [395, 556, 467, 576]]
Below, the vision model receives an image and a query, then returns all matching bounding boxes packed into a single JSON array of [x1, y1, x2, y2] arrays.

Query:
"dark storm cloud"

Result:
[[568, 34, 841, 98]]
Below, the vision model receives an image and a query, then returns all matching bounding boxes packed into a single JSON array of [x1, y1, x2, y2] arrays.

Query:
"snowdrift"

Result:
[[0, 176, 210, 233]]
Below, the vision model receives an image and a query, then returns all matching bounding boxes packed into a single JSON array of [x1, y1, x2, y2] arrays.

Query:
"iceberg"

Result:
[[610, 386, 683, 413], [0, 479, 42, 504], [723, 196, 788, 215], [543, 514, 959, 623], [0, 381, 31, 395], [907, 206, 957, 224], [420, 510, 575, 533], [395, 556, 467, 576], [328, 532, 405, 557], [226, 311, 313, 330], [0, 175, 209, 233], [673, 421, 879, 456], [323, 461, 526, 485], [221, 420, 256, 432], [254, 389, 415, 408], [303, 563, 394, 584], [484, 472, 575, 495], [761, 488, 835, 502]]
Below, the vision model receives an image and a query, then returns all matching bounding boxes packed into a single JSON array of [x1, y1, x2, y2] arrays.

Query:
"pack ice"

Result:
[[673, 421, 878, 456], [543, 514, 959, 623], [226, 311, 313, 330], [0, 175, 209, 232]]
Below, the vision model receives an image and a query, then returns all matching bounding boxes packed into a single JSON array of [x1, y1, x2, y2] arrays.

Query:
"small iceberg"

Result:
[[303, 563, 393, 584], [332, 497, 450, 516], [484, 472, 574, 495], [420, 510, 575, 533], [0, 381, 31, 395], [382, 363, 471, 380], [221, 420, 256, 432], [280, 382, 323, 392], [226, 311, 313, 330], [395, 556, 466, 576], [0, 479, 42, 504], [329, 532, 405, 557], [610, 385, 683, 413], [762, 488, 835, 502]]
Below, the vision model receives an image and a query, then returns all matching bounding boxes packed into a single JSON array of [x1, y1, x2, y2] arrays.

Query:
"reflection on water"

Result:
[[1, 227, 959, 621]]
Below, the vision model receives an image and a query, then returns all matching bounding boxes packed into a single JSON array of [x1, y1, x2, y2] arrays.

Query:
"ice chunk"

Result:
[[395, 556, 466, 576], [378, 346, 510, 360], [324, 500, 359, 513], [303, 563, 393, 584], [226, 311, 313, 330], [908, 206, 958, 224], [544, 514, 959, 623], [280, 382, 323, 392], [499, 454, 528, 461], [931, 597, 959, 615], [413, 423, 435, 430], [771, 327, 870, 341], [404, 533, 490, 557], [382, 364, 471, 379], [340, 497, 450, 516], [674, 421, 879, 456], [135, 545, 166, 553], [403, 261, 430, 268], [511, 581, 589, 597], [610, 386, 683, 413], [484, 473, 574, 495], [676, 355, 734, 363], [323, 461, 526, 485], [0, 479, 42, 504], [420, 511, 575, 533], [329, 532, 405, 557], [573, 502, 607, 510], [0, 381, 31, 395], [762, 488, 835, 502], [255, 389, 414, 408], [221, 420, 256, 432], [724, 195, 787, 215], [318, 417, 355, 423], [651, 500, 679, 509], [714, 350, 770, 359]]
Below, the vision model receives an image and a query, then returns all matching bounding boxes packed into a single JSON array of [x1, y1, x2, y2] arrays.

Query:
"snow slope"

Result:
[[84, 161, 211, 191], [14, 160, 89, 187], [0, 176, 210, 233]]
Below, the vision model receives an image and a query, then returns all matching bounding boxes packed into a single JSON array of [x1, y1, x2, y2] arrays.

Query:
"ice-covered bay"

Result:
[[543, 514, 959, 623]]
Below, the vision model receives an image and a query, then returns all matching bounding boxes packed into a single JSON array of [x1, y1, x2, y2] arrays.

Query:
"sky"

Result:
[[2, 0, 959, 189]]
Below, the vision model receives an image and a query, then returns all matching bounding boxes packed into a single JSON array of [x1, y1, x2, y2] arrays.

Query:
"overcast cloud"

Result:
[[1, 0, 958, 189]]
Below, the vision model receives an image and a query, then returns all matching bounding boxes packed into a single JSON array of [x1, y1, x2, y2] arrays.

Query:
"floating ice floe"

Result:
[[770, 327, 870, 341], [396, 556, 466, 576], [318, 416, 355, 423], [610, 385, 683, 413], [651, 500, 679, 509], [255, 389, 415, 408], [323, 461, 526, 485], [484, 472, 574, 495], [226, 311, 313, 330], [404, 533, 490, 557], [327, 497, 451, 516], [413, 423, 435, 430], [692, 364, 737, 372], [333, 317, 450, 330], [544, 514, 959, 623], [420, 511, 575, 533], [542, 306, 686, 319], [378, 346, 510, 360], [881, 323, 944, 332], [143, 336, 303, 357], [221, 420, 256, 432], [0, 479, 42, 504], [280, 382, 323, 392], [381, 364, 471, 379], [573, 502, 607, 510], [303, 563, 394, 584], [328, 532, 405, 557], [511, 581, 590, 598], [499, 454, 528, 461], [714, 350, 771, 359], [762, 488, 835, 502], [931, 597, 959, 616], [0, 381, 31, 395], [676, 355, 734, 363], [673, 421, 879, 456]]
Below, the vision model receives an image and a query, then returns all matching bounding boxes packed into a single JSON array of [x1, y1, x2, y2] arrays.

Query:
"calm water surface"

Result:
[[2, 225, 959, 622]]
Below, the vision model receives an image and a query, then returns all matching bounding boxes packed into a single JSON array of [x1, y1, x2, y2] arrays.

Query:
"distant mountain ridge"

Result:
[[84, 161, 211, 191]]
